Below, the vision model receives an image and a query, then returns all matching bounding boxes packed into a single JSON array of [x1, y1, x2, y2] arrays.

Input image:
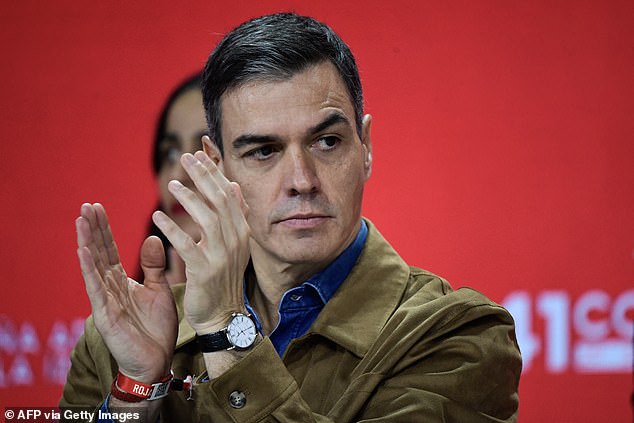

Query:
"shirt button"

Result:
[[290, 294, 302, 301], [229, 390, 247, 409]]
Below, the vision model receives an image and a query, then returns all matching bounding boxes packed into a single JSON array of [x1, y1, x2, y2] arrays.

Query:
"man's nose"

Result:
[[284, 148, 320, 197]]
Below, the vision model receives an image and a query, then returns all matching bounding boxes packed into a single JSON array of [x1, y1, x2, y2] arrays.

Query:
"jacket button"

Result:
[[229, 390, 247, 409]]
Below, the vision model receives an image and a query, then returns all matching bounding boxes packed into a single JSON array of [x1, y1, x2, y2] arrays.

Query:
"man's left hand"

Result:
[[152, 151, 251, 335]]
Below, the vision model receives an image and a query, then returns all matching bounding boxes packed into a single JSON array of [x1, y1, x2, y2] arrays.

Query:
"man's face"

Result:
[[209, 61, 372, 269]]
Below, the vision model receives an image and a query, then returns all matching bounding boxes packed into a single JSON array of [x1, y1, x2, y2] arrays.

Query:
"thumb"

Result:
[[140, 236, 167, 286]]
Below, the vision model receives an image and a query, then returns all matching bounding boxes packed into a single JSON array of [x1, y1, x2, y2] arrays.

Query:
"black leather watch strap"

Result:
[[196, 330, 231, 352]]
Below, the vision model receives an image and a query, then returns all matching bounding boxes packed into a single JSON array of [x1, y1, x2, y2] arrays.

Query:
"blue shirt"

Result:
[[245, 220, 368, 356]]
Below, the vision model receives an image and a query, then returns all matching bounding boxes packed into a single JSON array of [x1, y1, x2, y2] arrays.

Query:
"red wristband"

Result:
[[111, 371, 173, 402]]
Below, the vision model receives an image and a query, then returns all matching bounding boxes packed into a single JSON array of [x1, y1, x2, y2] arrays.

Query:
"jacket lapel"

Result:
[[309, 219, 411, 358]]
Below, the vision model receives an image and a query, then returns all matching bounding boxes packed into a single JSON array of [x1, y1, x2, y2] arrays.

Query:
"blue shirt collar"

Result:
[[302, 219, 368, 304], [245, 219, 368, 318]]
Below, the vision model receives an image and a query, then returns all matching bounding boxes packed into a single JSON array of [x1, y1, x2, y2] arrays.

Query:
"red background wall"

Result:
[[1, 1, 632, 421]]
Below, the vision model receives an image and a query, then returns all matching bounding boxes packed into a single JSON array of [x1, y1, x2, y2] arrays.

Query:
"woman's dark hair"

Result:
[[152, 73, 203, 174], [137, 73, 202, 281], [202, 13, 363, 155]]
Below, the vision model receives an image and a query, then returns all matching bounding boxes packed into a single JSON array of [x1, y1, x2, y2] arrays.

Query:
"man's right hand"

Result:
[[76, 203, 178, 384]]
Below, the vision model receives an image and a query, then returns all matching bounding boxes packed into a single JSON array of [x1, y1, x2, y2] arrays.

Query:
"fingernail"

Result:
[[152, 210, 167, 225], [182, 153, 196, 165], [168, 180, 184, 191], [195, 151, 211, 164]]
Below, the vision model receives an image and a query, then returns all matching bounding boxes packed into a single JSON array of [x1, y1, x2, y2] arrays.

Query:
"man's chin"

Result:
[[267, 235, 338, 265]]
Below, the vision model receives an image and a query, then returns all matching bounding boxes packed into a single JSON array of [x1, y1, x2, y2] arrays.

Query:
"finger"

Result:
[[197, 154, 251, 262], [229, 182, 250, 234], [166, 179, 225, 249], [93, 203, 124, 270], [181, 152, 232, 218], [187, 152, 247, 250], [82, 203, 108, 263], [76, 216, 92, 249], [78, 204, 106, 275], [139, 236, 168, 288], [193, 150, 232, 191], [195, 151, 249, 221], [223, 182, 251, 260], [152, 210, 203, 265], [77, 246, 107, 312], [231, 182, 250, 218], [77, 215, 130, 303]]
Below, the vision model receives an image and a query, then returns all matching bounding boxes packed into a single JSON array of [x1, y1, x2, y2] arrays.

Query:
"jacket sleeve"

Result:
[[348, 299, 522, 422], [58, 316, 116, 415], [192, 338, 324, 422]]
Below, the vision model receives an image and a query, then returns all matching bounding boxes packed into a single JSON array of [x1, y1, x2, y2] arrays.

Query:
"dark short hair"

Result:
[[152, 73, 203, 174], [202, 12, 363, 154]]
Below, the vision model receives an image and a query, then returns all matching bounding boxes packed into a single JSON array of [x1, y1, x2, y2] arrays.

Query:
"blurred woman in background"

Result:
[[139, 73, 207, 285]]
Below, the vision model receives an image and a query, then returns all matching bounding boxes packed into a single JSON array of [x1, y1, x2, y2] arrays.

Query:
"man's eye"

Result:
[[315, 136, 340, 150], [246, 145, 276, 160]]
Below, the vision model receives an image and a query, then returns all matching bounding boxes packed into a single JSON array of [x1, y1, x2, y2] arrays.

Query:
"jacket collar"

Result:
[[308, 219, 410, 358], [174, 218, 411, 355]]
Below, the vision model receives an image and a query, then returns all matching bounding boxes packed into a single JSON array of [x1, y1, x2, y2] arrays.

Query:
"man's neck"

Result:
[[245, 220, 364, 334], [246, 250, 326, 335]]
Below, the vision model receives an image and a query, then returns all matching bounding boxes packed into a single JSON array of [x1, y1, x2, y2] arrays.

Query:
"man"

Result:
[[61, 13, 521, 422]]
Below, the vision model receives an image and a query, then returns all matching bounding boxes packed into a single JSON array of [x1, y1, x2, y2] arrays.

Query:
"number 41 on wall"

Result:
[[502, 289, 633, 374]]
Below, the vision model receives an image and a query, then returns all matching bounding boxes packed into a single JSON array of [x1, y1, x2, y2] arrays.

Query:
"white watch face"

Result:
[[227, 314, 257, 349]]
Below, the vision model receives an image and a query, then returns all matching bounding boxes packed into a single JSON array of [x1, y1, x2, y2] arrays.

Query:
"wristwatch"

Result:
[[196, 312, 258, 352]]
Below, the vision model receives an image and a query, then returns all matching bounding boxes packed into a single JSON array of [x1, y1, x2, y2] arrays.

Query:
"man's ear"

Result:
[[202, 135, 224, 172], [361, 114, 373, 180]]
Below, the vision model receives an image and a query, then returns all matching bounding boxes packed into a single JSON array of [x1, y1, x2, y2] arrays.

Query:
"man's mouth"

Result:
[[275, 213, 331, 228]]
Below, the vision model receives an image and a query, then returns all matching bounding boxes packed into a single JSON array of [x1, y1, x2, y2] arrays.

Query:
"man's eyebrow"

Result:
[[232, 134, 281, 150], [308, 112, 351, 135]]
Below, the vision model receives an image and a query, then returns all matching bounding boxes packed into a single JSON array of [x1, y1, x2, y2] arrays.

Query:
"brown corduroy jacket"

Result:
[[60, 220, 521, 422]]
